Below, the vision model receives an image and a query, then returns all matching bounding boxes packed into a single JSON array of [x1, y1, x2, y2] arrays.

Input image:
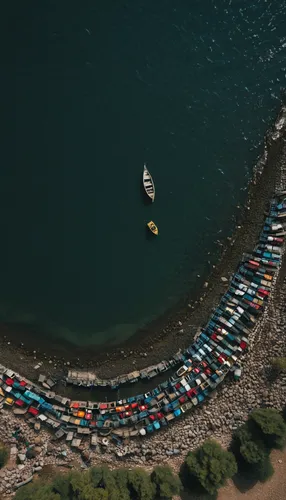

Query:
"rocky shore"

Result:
[[1, 253, 285, 497]]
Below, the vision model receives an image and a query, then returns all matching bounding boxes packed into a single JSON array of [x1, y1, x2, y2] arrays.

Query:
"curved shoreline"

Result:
[[0, 105, 285, 385], [0, 107, 285, 499], [0, 150, 284, 441]]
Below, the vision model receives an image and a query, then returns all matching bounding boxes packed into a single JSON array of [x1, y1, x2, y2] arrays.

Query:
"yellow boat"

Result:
[[147, 221, 158, 235]]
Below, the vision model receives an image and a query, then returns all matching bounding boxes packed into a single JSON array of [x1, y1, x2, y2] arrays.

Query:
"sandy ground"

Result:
[[219, 450, 286, 500]]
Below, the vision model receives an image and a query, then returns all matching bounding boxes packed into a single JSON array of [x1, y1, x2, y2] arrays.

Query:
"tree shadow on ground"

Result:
[[232, 468, 259, 494], [180, 490, 217, 500], [228, 439, 260, 493]]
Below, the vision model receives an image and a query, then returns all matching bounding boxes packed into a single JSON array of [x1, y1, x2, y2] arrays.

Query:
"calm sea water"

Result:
[[0, 1, 285, 346]]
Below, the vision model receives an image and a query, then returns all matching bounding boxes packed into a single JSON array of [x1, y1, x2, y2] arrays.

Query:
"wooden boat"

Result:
[[147, 221, 158, 236], [143, 164, 155, 202]]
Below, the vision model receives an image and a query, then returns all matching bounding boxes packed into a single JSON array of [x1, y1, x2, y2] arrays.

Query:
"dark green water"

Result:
[[0, 1, 285, 346]]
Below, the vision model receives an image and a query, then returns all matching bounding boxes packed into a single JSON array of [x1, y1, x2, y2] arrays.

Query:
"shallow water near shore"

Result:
[[1, 1, 286, 347]]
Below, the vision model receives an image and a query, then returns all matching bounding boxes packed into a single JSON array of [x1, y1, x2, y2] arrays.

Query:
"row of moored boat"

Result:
[[0, 195, 285, 444]]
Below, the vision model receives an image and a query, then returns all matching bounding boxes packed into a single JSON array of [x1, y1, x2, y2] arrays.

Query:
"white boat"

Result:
[[143, 164, 155, 202]]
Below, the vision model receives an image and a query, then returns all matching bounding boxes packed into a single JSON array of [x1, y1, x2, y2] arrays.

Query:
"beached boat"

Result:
[[147, 221, 159, 236], [143, 164, 155, 202]]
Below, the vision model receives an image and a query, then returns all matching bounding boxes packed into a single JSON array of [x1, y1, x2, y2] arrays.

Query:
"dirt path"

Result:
[[219, 450, 286, 500]]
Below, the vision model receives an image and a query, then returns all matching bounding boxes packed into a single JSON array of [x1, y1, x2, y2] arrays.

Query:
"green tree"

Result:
[[88, 466, 118, 500], [234, 422, 267, 464], [15, 481, 60, 500], [256, 455, 274, 483], [232, 419, 277, 484], [151, 465, 182, 499], [52, 473, 73, 499], [70, 470, 89, 498], [184, 440, 237, 495], [128, 468, 155, 500], [0, 444, 8, 469], [240, 440, 266, 465], [250, 408, 286, 449], [92, 490, 109, 500], [113, 469, 131, 500]]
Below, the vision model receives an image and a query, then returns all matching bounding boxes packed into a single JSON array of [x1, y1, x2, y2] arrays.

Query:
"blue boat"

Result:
[[174, 408, 182, 417]]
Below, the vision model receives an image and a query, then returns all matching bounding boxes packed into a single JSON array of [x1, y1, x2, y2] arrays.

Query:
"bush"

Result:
[[14, 481, 60, 500], [128, 468, 156, 500], [240, 440, 266, 465], [52, 473, 73, 499], [112, 469, 130, 500], [14, 466, 163, 500], [233, 421, 267, 463], [89, 466, 118, 499], [250, 408, 286, 449], [231, 411, 284, 485], [0, 444, 8, 469], [151, 465, 182, 499], [70, 468, 115, 499], [256, 455, 274, 483], [184, 439, 237, 495]]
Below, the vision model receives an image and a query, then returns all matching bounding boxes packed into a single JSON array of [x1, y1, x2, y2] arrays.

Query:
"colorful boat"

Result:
[[147, 221, 159, 235], [0, 196, 284, 443]]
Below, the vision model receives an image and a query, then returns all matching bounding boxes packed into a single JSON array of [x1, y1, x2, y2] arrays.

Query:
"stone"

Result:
[[17, 453, 26, 463], [81, 450, 90, 462], [34, 422, 41, 432], [33, 466, 43, 472], [26, 449, 37, 459], [221, 276, 228, 282], [47, 443, 54, 454]]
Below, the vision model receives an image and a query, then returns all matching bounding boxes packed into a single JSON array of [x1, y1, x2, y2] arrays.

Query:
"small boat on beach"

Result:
[[143, 164, 155, 202], [147, 221, 159, 236]]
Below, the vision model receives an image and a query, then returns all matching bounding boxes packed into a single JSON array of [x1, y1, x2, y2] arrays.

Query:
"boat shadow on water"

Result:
[[145, 225, 157, 241]]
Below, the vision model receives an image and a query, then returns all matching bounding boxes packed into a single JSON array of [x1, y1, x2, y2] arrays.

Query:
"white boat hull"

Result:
[[143, 164, 155, 202]]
